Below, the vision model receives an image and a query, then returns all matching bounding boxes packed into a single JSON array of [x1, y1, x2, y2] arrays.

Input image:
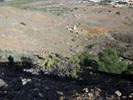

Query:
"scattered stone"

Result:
[[57, 91, 63, 96], [45, 86, 50, 91], [90, 0, 101, 3], [94, 88, 101, 96], [73, 25, 77, 30], [83, 88, 89, 93], [122, 96, 127, 99], [110, 95, 115, 99], [88, 93, 93, 98], [0, 79, 8, 87], [59, 96, 65, 100], [72, 49, 79, 53], [130, 93, 133, 96], [75, 92, 80, 97], [21, 78, 31, 85], [3, 91, 7, 94], [129, 93, 133, 98], [90, 72, 93, 75], [66, 26, 73, 31], [77, 96, 82, 100], [38, 92, 44, 97], [115, 90, 122, 97]]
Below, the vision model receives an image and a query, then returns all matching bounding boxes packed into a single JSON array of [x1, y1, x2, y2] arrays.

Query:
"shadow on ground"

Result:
[[0, 57, 83, 100], [0, 56, 133, 100]]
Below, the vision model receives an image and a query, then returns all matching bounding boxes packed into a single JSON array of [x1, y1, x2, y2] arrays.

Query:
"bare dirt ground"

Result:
[[0, 0, 133, 60]]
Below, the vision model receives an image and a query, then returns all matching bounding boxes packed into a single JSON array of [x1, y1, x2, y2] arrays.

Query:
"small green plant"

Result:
[[87, 44, 95, 49], [20, 22, 26, 26], [47, 58, 55, 67], [75, 32, 78, 34], [68, 51, 93, 79], [96, 48, 127, 74], [108, 10, 111, 13], [40, 58, 55, 67], [57, 13, 60, 16], [69, 55, 80, 68], [99, 0, 111, 5], [116, 12, 120, 15], [71, 69, 78, 78], [70, 9, 73, 12], [74, 7, 78, 10], [71, 39, 75, 41], [69, 51, 93, 68]]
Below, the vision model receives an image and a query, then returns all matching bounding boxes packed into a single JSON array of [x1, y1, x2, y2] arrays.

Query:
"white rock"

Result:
[[88, 93, 93, 97], [115, 90, 122, 97], [89, 0, 102, 2], [83, 88, 89, 93], [57, 91, 63, 95], [45, 86, 50, 91], [21, 78, 31, 85], [0, 79, 8, 87]]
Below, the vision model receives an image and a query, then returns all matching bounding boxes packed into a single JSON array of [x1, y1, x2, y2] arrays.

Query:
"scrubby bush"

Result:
[[126, 63, 133, 74], [40, 58, 55, 67], [69, 55, 80, 68], [78, 51, 92, 66], [38, 49, 131, 81], [69, 51, 93, 68], [116, 12, 120, 15], [96, 49, 128, 74], [99, 0, 111, 5], [67, 51, 93, 79]]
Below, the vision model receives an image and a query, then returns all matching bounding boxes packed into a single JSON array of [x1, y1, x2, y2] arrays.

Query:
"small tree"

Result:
[[96, 48, 127, 74]]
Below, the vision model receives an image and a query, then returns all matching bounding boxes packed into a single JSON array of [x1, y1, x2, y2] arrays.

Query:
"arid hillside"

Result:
[[0, 0, 133, 100], [0, 0, 133, 60]]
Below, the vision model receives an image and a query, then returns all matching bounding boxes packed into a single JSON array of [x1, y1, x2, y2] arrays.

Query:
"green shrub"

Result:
[[69, 55, 80, 68], [116, 12, 120, 15], [74, 7, 78, 10], [96, 48, 127, 74], [126, 64, 133, 74], [20, 22, 26, 26], [40, 58, 55, 67], [99, 0, 111, 5], [69, 51, 92, 67], [71, 39, 76, 42], [72, 69, 78, 78], [68, 51, 93, 79], [78, 51, 92, 66]]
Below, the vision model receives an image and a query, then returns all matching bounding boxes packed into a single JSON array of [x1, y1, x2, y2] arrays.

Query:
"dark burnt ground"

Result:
[[0, 61, 133, 100]]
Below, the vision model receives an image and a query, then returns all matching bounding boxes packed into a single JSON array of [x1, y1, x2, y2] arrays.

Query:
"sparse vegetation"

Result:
[[38, 48, 133, 80], [40, 57, 57, 67], [99, 0, 111, 5], [116, 12, 120, 15], [74, 7, 78, 10], [71, 38, 76, 42], [20, 22, 26, 26], [108, 10, 111, 13]]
